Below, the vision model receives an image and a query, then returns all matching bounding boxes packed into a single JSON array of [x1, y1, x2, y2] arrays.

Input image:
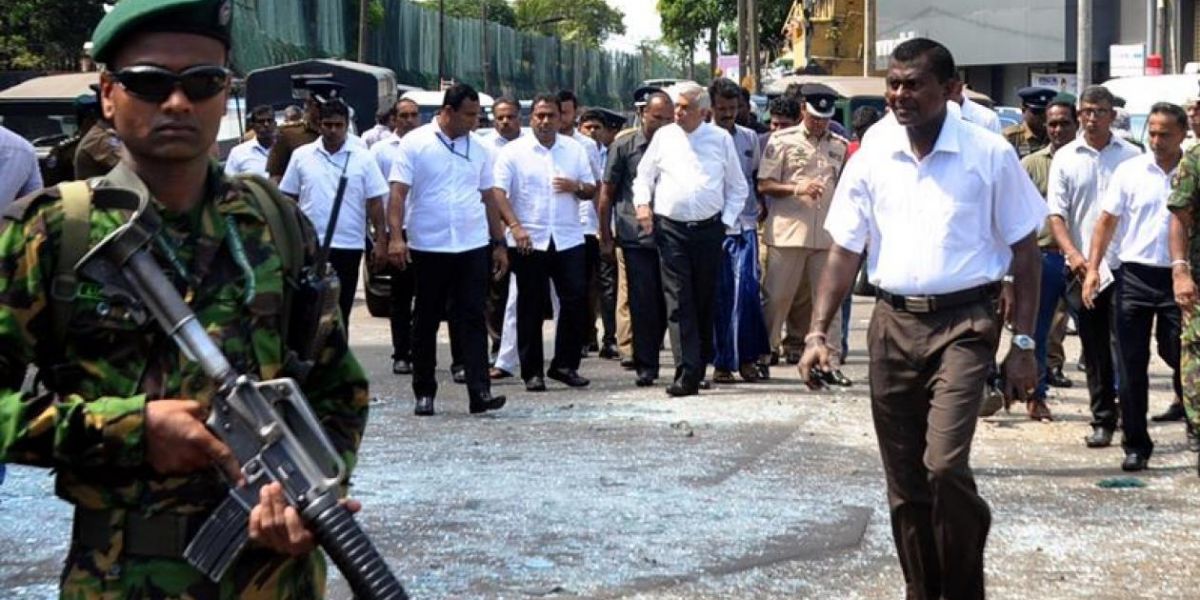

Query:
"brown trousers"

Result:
[[867, 298, 997, 600], [616, 247, 633, 358]]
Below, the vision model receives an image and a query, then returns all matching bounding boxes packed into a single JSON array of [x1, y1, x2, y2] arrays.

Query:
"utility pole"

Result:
[[748, 0, 760, 93], [481, 0, 490, 93], [438, 0, 447, 85], [863, 0, 872, 76], [357, 0, 368, 63], [1146, 0, 1156, 65], [737, 0, 747, 85], [1077, 0, 1092, 92]]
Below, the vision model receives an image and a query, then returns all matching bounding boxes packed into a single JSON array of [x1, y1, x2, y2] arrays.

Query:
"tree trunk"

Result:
[[709, 25, 718, 80]]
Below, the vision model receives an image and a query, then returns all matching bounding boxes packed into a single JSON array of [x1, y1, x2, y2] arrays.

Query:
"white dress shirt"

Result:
[[957, 97, 1002, 134], [1100, 153, 1176, 267], [0, 125, 42, 209], [389, 122, 495, 253], [631, 122, 750, 229], [223, 138, 271, 178], [825, 112, 1047, 296], [573, 130, 603, 234], [278, 139, 389, 250], [361, 123, 390, 148], [1047, 134, 1142, 268], [494, 133, 595, 251]]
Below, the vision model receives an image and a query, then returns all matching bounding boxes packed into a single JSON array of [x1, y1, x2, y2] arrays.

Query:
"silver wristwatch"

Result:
[[1011, 334, 1036, 351]]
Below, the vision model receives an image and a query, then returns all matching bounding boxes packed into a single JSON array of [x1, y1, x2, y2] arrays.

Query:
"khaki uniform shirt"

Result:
[[758, 124, 848, 249], [267, 120, 319, 179], [73, 122, 121, 180], [1021, 144, 1059, 248], [1002, 122, 1049, 159]]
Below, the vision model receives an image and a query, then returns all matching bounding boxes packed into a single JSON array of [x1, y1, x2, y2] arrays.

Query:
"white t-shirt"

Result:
[[223, 139, 271, 178], [1100, 153, 1176, 267], [279, 139, 389, 250]]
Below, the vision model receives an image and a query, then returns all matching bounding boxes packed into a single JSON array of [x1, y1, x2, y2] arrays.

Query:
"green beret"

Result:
[[91, 0, 233, 65]]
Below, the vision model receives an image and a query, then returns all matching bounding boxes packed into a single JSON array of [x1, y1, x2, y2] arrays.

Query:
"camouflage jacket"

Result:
[[0, 161, 370, 514], [1169, 144, 1200, 281]]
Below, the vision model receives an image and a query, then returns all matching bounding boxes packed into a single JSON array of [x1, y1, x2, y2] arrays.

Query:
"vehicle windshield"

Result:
[[0, 112, 77, 146]]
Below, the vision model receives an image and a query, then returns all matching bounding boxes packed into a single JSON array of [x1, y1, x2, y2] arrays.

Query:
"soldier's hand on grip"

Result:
[[145, 400, 241, 483], [249, 482, 363, 556]]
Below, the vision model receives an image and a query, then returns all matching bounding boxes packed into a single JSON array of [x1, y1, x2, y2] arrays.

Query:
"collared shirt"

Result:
[[361, 123, 391, 148], [826, 112, 1047, 295], [487, 130, 521, 151], [604, 128, 655, 248], [0, 125, 42, 209], [1101, 153, 1176, 267], [729, 124, 762, 228], [958, 97, 1002, 134], [573, 130, 604, 234], [758, 122, 848, 248], [389, 121, 495, 253], [632, 122, 749, 229], [1047, 134, 1142, 267], [279, 139, 389, 250], [223, 138, 271, 178], [1003, 122, 1049, 159], [494, 133, 595, 251], [1021, 144, 1063, 248]]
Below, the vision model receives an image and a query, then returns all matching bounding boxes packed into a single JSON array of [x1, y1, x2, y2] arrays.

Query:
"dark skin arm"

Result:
[[1171, 210, 1196, 315], [598, 182, 616, 260], [385, 182, 410, 269], [1049, 215, 1087, 276], [1082, 211, 1119, 308], [366, 196, 387, 273], [797, 244, 862, 378], [1000, 232, 1041, 403]]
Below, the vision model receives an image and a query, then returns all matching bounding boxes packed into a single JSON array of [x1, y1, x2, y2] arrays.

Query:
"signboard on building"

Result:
[[717, 55, 741, 83], [1109, 44, 1146, 78], [1031, 73, 1078, 96]]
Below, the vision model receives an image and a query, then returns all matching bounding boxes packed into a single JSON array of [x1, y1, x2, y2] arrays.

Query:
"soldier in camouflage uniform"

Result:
[[1169, 133, 1200, 475], [0, 1, 372, 597]]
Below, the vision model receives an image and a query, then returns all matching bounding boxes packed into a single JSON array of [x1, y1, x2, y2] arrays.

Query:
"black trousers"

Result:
[[510, 242, 587, 381], [410, 246, 491, 400], [1116, 262, 1182, 456], [388, 263, 415, 361], [1069, 275, 1119, 430], [584, 235, 617, 346], [624, 245, 667, 376], [328, 248, 362, 338], [656, 214, 724, 387]]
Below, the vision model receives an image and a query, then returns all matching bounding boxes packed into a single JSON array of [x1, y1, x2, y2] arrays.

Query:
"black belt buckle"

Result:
[[904, 296, 934, 313]]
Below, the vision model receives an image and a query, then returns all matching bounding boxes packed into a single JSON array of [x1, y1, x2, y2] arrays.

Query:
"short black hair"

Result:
[[493, 96, 520, 112], [443, 83, 480, 110], [783, 83, 804, 102], [1079, 85, 1116, 107], [579, 108, 604, 124], [377, 107, 394, 124], [851, 105, 882, 137], [1046, 99, 1077, 122], [1150, 101, 1188, 131], [318, 99, 350, 121], [891, 37, 957, 84], [532, 93, 561, 113], [768, 96, 800, 121], [556, 89, 578, 110], [250, 104, 274, 120], [708, 78, 742, 102]]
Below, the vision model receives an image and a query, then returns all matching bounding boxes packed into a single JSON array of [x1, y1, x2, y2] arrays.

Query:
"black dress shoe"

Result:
[[738, 363, 761, 383], [469, 392, 507, 414], [755, 361, 770, 380], [414, 396, 435, 416], [785, 350, 801, 365], [768, 351, 780, 366], [620, 357, 636, 370], [1084, 426, 1114, 448], [635, 371, 657, 387], [1047, 367, 1072, 388], [451, 366, 467, 384], [665, 381, 699, 397], [822, 369, 853, 387], [598, 343, 620, 360], [392, 359, 413, 375], [587, 341, 600, 352], [1151, 402, 1186, 422], [712, 369, 736, 384], [525, 376, 547, 392], [548, 368, 590, 387], [1121, 452, 1149, 472]]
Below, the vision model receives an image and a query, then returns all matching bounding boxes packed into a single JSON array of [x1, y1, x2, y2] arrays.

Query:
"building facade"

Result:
[[786, 0, 867, 76]]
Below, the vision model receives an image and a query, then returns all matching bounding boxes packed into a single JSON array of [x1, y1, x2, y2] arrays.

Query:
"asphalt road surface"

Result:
[[3, 296, 1199, 599]]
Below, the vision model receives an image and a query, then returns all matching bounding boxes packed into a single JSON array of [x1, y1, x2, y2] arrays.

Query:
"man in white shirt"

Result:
[[708, 77, 770, 384], [486, 96, 527, 375], [0, 124, 43, 210], [1048, 85, 1142, 449], [223, 104, 276, 178], [952, 85, 1001, 134], [633, 81, 749, 396], [1083, 103, 1187, 471], [579, 106, 627, 361], [388, 83, 522, 417], [800, 38, 1045, 599], [556, 90, 605, 355], [279, 100, 389, 336], [493, 95, 596, 391], [371, 97, 421, 375], [361, 107, 394, 148]]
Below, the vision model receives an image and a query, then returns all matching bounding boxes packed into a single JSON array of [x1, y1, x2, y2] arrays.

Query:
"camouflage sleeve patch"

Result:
[[1168, 147, 1200, 213]]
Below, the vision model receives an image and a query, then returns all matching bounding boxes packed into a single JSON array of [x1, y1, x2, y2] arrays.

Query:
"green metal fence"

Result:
[[230, 0, 681, 108]]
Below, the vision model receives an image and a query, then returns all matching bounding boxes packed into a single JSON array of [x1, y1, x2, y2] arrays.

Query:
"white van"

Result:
[[1101, 73, 1198, 144]]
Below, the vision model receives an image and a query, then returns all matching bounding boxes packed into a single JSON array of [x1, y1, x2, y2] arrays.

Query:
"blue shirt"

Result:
[[0, 125, 42, 210]]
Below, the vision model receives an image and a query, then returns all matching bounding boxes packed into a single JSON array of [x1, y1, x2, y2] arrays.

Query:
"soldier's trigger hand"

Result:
[[145, 400, 242, 484], [249, 482, 362, 556]]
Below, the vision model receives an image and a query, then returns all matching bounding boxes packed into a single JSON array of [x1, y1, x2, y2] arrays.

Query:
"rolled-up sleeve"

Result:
[[631, 135, 661, 207], [824, 152, 871, 253], [993, 145, 1049, 245], [721, 136, 749, 228]]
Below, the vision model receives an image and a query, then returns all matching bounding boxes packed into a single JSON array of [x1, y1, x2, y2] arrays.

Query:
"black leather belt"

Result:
[[661, 213, 722, 228], [876, 282, 1000, 314], [74, 507, 204, 558]]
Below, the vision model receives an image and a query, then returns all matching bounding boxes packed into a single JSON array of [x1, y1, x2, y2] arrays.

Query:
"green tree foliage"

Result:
[[420, 0, 518, 28], [662, 0, 793, 66], [0, 0, 107, 70], [514, 0, 625, 47]]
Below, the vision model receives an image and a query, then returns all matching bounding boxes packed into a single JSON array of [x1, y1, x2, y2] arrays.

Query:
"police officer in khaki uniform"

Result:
[[73, 109, 122, 180], [757, 83, 851, 386], [1002, 86, 1056, 159], [266, 77, 344, 183]]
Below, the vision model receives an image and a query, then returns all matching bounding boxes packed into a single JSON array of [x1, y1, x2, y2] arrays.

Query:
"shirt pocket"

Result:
[[927, 167, 988, 250]]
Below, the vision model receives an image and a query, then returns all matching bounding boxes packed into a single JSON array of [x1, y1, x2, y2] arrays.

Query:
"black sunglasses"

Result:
[[111, 64, 231, 103]]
